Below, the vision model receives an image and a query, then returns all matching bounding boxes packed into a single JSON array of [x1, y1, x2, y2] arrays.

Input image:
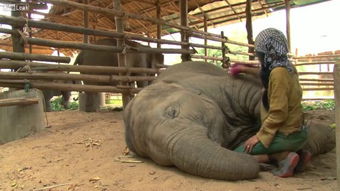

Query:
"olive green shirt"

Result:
[[256, 67, 303, 148]]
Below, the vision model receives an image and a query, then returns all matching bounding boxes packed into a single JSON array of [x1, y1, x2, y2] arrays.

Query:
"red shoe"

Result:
[[295, 150, 312, 172], [272, 152, 300, 178]]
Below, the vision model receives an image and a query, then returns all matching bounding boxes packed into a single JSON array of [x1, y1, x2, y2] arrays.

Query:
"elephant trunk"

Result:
[[165, 126, 260, 180]]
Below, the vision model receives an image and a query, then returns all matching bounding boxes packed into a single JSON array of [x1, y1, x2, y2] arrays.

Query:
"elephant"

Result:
[[124, 61, 335, 180], [42, 81, 71, 112], [15, 66, 72, 112], [74, 38, 164, 112]]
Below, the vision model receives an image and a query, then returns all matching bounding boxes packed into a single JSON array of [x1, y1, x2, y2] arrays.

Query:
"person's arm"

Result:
[[256, 68, 290, 148]]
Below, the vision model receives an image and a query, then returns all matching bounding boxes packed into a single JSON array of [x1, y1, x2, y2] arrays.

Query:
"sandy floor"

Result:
[[0, 110, 337, 191]]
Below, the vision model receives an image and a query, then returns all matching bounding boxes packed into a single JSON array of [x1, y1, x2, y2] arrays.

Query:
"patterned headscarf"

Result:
[[255, 28, 293, 72], [254, 28, 293, 110]]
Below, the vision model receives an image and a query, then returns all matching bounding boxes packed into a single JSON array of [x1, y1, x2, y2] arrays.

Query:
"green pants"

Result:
[[234, 128, 308, 155]]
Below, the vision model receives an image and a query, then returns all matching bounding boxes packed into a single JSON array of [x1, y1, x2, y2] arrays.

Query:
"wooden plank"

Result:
[[333, 61, 340, 189], [0, 52, 70, 63], [0, 71, 156, 83], [0, 80, 140, 94], [0, 98, 39, 107], [0, 60, 159, 74]]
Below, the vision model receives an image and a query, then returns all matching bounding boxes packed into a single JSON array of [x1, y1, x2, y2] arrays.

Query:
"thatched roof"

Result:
[[0, 0, 330, 55]]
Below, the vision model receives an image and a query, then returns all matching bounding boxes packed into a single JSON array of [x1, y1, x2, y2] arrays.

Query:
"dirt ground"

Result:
[[0, 110, 337, 191]]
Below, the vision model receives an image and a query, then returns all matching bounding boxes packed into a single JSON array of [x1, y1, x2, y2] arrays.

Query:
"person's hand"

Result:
[[244, 135, 260, 153]]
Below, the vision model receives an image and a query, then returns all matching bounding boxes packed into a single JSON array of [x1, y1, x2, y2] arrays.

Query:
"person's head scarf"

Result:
[[254, 28, 294, 110]]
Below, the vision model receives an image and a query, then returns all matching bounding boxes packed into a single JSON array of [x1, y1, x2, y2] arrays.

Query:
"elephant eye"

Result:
[[163, 105, 180, 119]]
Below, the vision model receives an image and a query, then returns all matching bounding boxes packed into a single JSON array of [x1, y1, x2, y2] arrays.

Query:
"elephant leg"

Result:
[[61, 91, 71, 109], [135, 73, 148, 88], [44, 94, 52, 112], [79, 92, 101, 112]]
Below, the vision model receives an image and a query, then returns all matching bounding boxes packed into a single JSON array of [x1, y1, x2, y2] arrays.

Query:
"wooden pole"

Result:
[[23, 37, 194, 54], [27, 1, 33, 54], [180, 0, 190, 61], [333, 62, 340, 190], [0, 80, 140, 94], [285, 0, 291, 51], [204, 15, 208, 63], [0, 60, 159, 74], [245, 0, 255, 60], [191, 55, 223, 61], [156, 0, 161, 49], [0, 71, 156, 83], [114, 0, 131, 107], [0, 52, 70, 63], [0, 15, 189, 46], [83, 0, 89, 43], [221, 31, 228, 67], [11, 0, 25, 55]]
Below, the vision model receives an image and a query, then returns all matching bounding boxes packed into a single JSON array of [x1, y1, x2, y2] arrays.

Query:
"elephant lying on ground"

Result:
[[74, 38, 164, 112], [124, 61, 335, 180]]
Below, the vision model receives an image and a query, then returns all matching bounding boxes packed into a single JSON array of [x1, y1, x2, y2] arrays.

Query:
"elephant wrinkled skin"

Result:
[[124, 61, 335, 180]]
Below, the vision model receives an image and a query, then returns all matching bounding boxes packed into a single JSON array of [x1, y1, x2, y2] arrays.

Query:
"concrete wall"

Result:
[[0, 89, 47, 144]]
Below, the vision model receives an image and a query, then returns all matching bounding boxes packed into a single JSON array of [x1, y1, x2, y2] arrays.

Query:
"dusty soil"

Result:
[[0, 110, 337, 191]]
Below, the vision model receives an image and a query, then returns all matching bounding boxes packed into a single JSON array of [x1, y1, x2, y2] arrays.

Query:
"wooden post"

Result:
[[245, 0, 255, 60], [83, 0, 89, 43], [221, 31, 228, 68], [114, 0, 131, 107], [180, 0, 190, 61], [334, 62, 340, 189], [11, 0, 25, 55], [27, 1, 32, 54], [285, 0, 291, 51], [156, 0, 161, 48], [204, 15, 208, 63]]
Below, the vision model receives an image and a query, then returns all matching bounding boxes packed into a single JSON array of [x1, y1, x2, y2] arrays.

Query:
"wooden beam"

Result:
[[204, 15, 208, 62], [285, 0, 291, 51], [11, 0, 25, 55], [0, 15, 189, 46], [333, 62, 340, 189], [187, 2, 284, 27], [156, 0, 161, 48], [180, 0, 190, 61], [0, 98, 39, 107], [0, 51, 70, 63], [114, 0, 131, 107], [0, 80, 140, 94], [224, 0, 242, 22], [245, 0, 255, 60], [0, 60, 159, 74], [83, 0, 89, 43], [0, 71, 155, 83]]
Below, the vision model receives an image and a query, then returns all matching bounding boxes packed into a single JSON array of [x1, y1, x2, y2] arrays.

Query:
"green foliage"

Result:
[[51, 97, 79, 111], [302, 100, 335, 111]]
